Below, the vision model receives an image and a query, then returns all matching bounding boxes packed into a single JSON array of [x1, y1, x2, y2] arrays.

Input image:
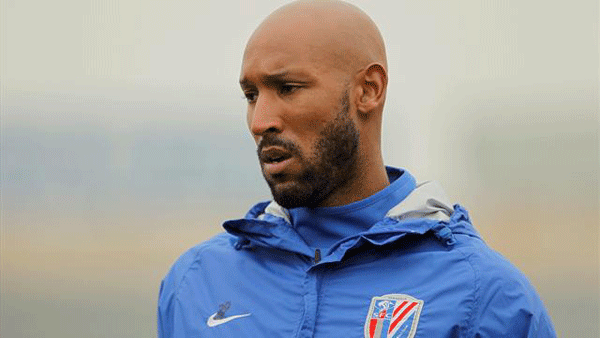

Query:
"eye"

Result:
[[278, 83, 301, 96], [243, 90, 258, 104]]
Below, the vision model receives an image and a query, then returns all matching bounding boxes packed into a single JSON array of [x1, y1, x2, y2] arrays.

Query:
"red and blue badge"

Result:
[[364, 294, 424, 338]]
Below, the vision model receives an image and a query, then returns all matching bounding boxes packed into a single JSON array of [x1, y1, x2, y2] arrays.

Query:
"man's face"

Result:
[[256, 91, 359, 208], [240, 34, 360, 208]]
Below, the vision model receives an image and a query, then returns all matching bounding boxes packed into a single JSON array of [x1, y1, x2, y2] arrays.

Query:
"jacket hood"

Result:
[[223, 176, 480, 264]]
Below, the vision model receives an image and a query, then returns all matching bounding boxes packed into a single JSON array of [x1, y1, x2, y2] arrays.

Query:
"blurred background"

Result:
[[2, 0, 598, 337]]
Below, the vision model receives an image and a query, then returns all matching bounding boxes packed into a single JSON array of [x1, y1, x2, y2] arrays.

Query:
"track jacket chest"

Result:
[[168, 211, 469, 338]]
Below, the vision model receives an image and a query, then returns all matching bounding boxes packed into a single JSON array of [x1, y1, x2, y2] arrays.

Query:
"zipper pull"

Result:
[[314, 248, 321, 264], [432, 224, 456, 246]]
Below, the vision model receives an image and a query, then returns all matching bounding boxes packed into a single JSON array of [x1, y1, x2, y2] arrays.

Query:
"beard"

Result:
[[257, 91, 360, 209]]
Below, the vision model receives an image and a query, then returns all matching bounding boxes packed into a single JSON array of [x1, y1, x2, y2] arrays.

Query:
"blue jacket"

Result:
[[158, 170, 556, 337]]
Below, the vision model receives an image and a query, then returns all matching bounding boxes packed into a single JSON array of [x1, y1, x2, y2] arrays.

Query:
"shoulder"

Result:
[[452, 233, 556, 337], [157, 233, 237, 337], [158, 233, 236, 311], [160, 233, 235, 294]]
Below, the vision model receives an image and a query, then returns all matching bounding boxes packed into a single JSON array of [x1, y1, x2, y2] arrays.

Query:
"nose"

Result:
[[248, 93, 283, 138]]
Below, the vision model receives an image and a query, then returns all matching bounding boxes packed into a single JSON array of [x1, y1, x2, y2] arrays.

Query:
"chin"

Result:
[[269, 178, 333, 209], [268, 181, 311, 209]]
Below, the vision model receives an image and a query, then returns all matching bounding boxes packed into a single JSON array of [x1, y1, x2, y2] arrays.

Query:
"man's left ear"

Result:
[[355, 63, 387, 115]]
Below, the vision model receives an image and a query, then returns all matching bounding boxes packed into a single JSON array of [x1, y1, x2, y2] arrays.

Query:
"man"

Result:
[[158, 1, 557, 337]]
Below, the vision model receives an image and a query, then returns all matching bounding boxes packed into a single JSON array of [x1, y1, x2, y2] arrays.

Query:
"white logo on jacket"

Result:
[[206, 301, 251, 327], [206, 312, 251, 327]]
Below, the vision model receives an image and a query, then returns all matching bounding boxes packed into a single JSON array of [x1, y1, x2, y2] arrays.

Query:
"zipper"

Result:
[[296, 249, 321, 337]]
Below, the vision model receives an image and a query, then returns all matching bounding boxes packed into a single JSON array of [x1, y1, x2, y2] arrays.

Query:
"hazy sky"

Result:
[[5, 0, 597, 172]]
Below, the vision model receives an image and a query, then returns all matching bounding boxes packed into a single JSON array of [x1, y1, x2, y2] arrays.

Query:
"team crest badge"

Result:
[[364, 294, 424, 338]]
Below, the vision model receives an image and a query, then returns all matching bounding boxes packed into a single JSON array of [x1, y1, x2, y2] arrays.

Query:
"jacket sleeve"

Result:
[[157, 278, 172, 338], [157, 246, 202, 338], [470, 259, 557, 337], [157, 263, 181, 338]]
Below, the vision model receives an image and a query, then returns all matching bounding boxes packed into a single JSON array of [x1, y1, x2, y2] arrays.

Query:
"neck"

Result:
[[287, 167, 415, 250], [317, 154, 389, 208]]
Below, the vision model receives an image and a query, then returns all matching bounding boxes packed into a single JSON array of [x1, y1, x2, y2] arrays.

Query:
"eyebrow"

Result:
[[239, 70, 309, 88]]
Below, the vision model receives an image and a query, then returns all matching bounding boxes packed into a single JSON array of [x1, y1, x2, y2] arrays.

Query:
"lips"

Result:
[[259, 146, 296, 174], [260, 147, 293, 164]]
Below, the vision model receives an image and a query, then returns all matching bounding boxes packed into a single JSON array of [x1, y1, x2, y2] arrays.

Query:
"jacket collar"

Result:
[[223, 169, 480, 263]]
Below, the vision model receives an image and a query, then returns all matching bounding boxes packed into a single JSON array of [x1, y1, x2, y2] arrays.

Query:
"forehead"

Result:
[[242, 48, 318, 81], [240, 22, 340, 83]]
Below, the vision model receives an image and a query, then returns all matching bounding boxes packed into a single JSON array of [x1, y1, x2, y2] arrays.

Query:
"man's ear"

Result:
[[355, 63, 387, 115]]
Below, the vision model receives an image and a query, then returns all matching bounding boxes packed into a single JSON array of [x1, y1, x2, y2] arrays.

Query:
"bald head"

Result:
[[244, 0, 387, 79]]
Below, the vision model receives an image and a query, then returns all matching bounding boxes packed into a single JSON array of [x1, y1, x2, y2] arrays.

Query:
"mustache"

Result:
[[257, 135, 301, 158]]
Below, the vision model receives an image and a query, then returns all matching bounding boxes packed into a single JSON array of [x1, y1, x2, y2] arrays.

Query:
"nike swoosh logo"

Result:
[[206, 312, 251, 327]]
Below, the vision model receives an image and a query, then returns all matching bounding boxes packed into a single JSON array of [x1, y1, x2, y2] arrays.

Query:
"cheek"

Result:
[[293, 129, 323, 159], [287, 106, 329, 131], [287, 112, 330, 151], [307, 118, 325, 131]]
